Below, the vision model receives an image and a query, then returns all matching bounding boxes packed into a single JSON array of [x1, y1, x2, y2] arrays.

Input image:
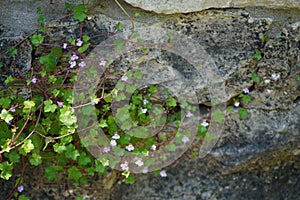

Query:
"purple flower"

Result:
[[142, 99, 149, 105], [125, 144, 135, 151], [76, 39, 83, 47], [185, 112, 193, 118], [120, 161, 129, 171], [135, 158, 144, 167], [243, 88, 250, 94], [102, 146, 110, 153], [160, 170, 167, 177], [17, 185, 24, 193], [78, 60, 86, 68], [57, 101, 64, 107], [181, 136, 190, 144], [70, 54, 79, 61]]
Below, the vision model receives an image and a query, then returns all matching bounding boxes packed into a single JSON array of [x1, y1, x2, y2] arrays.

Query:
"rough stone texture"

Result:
[[0, 0, 300, 199], [125, 0, 300, 14]]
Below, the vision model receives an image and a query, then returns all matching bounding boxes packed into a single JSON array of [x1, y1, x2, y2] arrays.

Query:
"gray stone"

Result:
[[125, 0, 300, 14]]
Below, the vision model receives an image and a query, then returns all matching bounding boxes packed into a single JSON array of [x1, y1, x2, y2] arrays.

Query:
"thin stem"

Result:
[[113, 0, 135, 38]]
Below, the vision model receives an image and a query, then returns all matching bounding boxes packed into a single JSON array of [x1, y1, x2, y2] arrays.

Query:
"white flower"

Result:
[[112, 133, 120, 140], [102, 146, 110, 153], [76, 39, 83, 47], [62, 43, 68, 49], [150, 144, 156, 151], [31, 78, 37, 84], [185, 112, 193, 118], [69, 60, 76, 68], [234, 101, 240, 107], [121, 75, 128, 82], [70, 54, 79, 61], [264, 79, 271, 84], [141, 108, 147, 114], [99, 59, 107, 67], [271, 74, 280, 81], [201, 120, 209, 127], [135, 158, 144, 167], [160, 170, 167, 177], [78, 60, 86, 68], [120, 161, 129, 171], [181, 136, 190, 144], [125, 144, 134, 151], [110, 140, 117, 146]]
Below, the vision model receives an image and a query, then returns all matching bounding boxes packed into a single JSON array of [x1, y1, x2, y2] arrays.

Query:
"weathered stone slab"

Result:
[[125, 0, 300, 14]]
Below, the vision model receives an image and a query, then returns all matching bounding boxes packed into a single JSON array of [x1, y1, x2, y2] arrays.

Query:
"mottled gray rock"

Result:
[[0, 26, 32, 84], [125, 0, 300, 14]]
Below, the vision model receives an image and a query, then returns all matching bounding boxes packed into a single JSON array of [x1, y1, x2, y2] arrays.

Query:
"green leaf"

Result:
[[78, 152, 92, 166], [119, 134, 131, 145], [167, 143, 176, 152], [68, 166, 82, 182], [212, 109, 225, 124], [29, 153, 42, 166], [45, 166, 58, 180], [19, 139, 34, 155], [59, 106, 77, 127], [99, 119, 108, 128], [44, 100, 57, 113], [134, 12, 141, 18], [252, 73, 260, 83], [0, 97, 11, 109], [0, 161, 13, 180], [53, 143, 66, 153], [124, 174, 135, 184], [82, 34, 90, 42], [198, 125, 207, 138], [114, 39, 125, 50], [8, 47, 17, 56], [0, 62, 3, 68], [30, 34, 44, 45], [241, 94, 251, 104], [5, 149, 20, 163], [73, 4, 88, 22], [253, 49, 262, 61], [65, 144, 80, 160], [65, 2, 73, 11], [211, 99, 219, 106], [18, 195, 30, 200], [296, 76, 300, 81], [1, 139, 11, 153], [68, 38, 76, 46], [238, 108, 248, 120], [78, 43, 90, 53], [94, 160, 106, 174], [116, 22, 122, 30], [0, 109, 13, 124], [227, 105, 234, 112]]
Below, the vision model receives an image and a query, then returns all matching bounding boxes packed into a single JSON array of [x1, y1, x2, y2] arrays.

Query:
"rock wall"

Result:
[[125, 0, 300, 14], [0, 0, 300, 199]]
